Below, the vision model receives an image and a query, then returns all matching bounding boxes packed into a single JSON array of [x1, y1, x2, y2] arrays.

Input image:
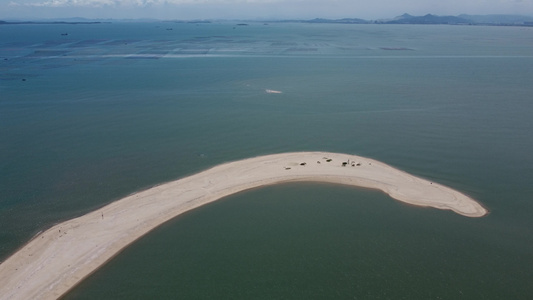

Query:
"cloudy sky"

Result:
[[2, 0, 533, 20]]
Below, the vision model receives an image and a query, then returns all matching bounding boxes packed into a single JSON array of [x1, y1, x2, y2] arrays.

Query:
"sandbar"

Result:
[[0, 152, 487, 300]]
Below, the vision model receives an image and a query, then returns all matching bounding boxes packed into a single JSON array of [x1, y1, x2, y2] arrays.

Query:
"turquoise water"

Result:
[[1, 23, 533, 298]]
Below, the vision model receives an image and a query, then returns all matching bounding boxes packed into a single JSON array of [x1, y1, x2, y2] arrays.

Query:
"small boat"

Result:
[[265, 89, 282, 94]]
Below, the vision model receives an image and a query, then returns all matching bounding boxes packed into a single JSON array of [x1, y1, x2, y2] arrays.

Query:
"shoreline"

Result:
[[0, 152, 487, 300]]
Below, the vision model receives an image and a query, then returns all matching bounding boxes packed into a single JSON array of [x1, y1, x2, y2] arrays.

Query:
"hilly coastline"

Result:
[[301, 13, 533, 26], [2, 14, 533, 26]]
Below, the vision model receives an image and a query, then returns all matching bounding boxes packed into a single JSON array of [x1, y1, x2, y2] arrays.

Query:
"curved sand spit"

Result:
[[0, 152, 487, 299]]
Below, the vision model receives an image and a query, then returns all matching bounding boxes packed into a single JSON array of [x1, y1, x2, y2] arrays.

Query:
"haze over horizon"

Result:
[[2, 0, 533, 21]]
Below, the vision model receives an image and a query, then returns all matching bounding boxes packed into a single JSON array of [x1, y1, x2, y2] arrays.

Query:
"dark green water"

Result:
[[1, 22, 533, 298], [63, 183, 531, 299]]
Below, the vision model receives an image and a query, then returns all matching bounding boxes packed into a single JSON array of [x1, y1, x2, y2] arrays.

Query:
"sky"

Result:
[[2, 0, 533, 20]]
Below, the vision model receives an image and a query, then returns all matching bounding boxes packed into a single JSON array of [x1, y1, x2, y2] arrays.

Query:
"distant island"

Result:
[[298, 13, 533, 26], [0, 20, 106, 25], [2, 14, 533, 27]]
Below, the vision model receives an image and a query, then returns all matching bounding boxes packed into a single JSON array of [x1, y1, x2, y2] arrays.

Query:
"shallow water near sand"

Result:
[[1, 22, 533, 298]]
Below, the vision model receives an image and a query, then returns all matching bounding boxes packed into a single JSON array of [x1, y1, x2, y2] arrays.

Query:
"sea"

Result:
[[1, 22, 532, 299]]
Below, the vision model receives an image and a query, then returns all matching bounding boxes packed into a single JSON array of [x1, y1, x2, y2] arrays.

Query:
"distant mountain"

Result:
[[0, 20, 106, 25], [303, 18, 369, 24], [4, 14, 533, 27], [377, 13, 533, 25], [391, 13, 414, 21], [383, 14, 470, 24]]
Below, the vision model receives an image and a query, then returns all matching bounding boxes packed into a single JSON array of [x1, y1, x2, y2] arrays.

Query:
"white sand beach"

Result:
[[0, 152, 487, 300]]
